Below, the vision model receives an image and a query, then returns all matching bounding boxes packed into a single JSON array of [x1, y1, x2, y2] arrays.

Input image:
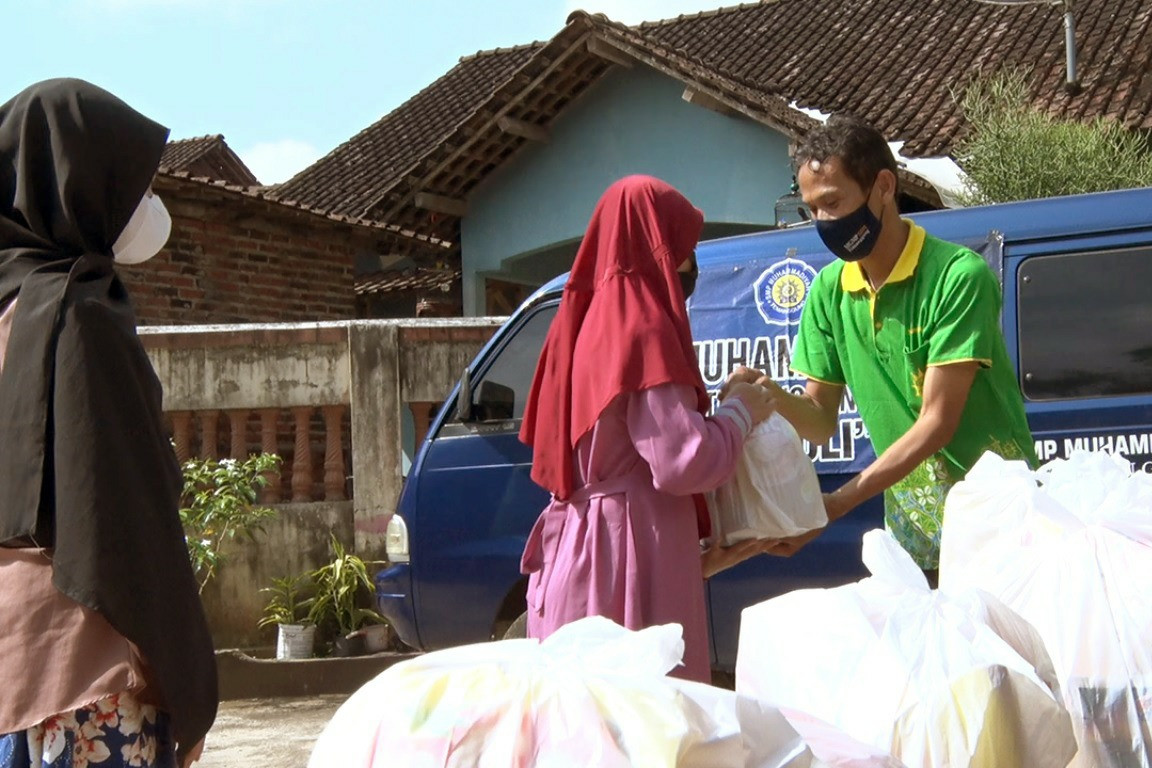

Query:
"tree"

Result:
[[954, 71, 1152, 205]]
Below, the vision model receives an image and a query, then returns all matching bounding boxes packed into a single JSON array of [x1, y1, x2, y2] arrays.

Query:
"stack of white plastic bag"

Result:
[[308, 615, 820, 768], [708, 412, 827, 545], [940, 450, 1152, 767], [736, 529, 1077, 768]]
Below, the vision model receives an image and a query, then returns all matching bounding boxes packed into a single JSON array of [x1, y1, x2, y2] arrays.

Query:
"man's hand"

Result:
[[821, 491, 855, 523], [701, 538, 777, 578]]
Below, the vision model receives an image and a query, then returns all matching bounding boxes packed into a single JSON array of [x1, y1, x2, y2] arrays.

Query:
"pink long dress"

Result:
[[521, 382, 752, 683]]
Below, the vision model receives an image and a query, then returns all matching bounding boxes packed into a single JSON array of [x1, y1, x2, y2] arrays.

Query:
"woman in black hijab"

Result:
[[0, 79, 216, 767]]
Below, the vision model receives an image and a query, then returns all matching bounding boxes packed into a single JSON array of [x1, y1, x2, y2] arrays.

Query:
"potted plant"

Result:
[[258, 573, 316, 660], [307, 535, 387, 656]]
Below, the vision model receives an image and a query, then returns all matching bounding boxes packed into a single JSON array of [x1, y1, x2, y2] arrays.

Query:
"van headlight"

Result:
[[385, 514, 410, 563]]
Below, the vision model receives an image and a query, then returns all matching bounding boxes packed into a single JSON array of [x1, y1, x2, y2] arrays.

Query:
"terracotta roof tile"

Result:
[[160, 134, 261, 187], [157, 169, 450, 253], [275, 0, 1152, 239], [161, 135, 222, 168], [643, 0, 1152, 157], [355, 268, 461, 296], [273, 44, 541, 219]]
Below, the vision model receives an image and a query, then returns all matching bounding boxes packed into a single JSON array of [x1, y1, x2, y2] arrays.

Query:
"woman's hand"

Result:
[[721, 381, 776, 425], [719, 366, 766, 400], [764, 527, 824, 557], [701, 538, 777, 578], [180, 739, 205, 768]]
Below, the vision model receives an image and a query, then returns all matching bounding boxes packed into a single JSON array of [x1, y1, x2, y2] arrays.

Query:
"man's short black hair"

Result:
[[794, 114, 899, 195]]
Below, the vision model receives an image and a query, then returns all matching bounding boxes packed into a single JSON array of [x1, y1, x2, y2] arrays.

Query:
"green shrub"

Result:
[[955, 70, 1152, 205], [180, 453, 282, 593], [307, 535, 386, 639]]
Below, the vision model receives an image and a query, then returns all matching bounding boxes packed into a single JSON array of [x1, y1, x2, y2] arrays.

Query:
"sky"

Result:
[[7, 0, 725, 185]]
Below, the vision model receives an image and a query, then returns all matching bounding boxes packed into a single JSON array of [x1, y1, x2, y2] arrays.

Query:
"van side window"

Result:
[[466, 303, 558, 421], [1017, 246, 1152, 400]]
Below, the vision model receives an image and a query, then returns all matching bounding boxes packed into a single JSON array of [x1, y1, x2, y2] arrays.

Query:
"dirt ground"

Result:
[[197, 695, 348, 768]]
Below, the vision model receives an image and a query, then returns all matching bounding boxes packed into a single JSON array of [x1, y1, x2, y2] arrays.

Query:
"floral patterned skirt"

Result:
[[0, 692, 175, 768]]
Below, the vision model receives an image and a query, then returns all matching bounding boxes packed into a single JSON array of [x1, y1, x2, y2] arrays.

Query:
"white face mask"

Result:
[[112, 190, 171, 265]]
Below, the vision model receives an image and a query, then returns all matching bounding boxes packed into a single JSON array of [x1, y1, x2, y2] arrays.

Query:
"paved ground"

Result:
[[198, 695, 347, 768]]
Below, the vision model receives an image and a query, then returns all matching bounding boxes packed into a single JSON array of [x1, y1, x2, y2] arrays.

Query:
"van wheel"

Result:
[[502, 611, 529, 640]]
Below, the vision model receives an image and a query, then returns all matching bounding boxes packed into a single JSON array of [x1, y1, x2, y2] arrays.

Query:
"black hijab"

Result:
[[0, 79, 216, 756]]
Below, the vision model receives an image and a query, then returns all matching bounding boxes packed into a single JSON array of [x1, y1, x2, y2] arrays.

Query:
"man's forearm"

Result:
[[826, 412, 954, 520], [775, 388, 838, 444]]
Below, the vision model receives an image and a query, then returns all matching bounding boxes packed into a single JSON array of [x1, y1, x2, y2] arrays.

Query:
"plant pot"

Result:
[[356, 623, 395, 653], [332, 632, 367, 657], [276, 623, 316, 660]]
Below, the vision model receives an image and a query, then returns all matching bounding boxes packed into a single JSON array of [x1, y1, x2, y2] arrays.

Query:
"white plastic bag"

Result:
[[940, 450, 1152, 767], [708, 413, 826, 544], [309, 616, 816, 768], [736, 529, 1077, 768]]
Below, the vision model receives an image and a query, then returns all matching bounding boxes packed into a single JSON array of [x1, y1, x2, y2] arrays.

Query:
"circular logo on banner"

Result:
[[754, 258, 817, 326]]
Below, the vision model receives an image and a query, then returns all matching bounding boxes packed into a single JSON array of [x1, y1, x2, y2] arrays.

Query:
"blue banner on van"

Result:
[[688, 248, 876, 476]]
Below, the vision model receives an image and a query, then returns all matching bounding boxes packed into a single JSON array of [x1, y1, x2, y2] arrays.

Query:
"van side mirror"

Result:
[[456, 367, 473, 422], [474, 381, 515, 422]]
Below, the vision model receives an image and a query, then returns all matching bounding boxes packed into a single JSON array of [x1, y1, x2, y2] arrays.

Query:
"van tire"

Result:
[[502, 611, 529, 640]]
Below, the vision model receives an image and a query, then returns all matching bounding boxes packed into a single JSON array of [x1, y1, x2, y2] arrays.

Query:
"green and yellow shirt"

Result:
[[792, 222, 1037, 568]]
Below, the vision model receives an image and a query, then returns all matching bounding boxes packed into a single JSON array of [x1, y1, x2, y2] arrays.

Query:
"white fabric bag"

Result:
[[940, 450, 1152, 767], [308, 615, 817, 768], [736, 529, 1077, 768], [708, 413, 826, 544]]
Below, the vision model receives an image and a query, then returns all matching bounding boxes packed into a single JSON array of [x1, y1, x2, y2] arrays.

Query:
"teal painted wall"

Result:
[[460, 65, 796, 314]]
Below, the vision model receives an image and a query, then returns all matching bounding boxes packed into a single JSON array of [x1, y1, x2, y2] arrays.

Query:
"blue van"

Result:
[[377, 187, 1152, 670]]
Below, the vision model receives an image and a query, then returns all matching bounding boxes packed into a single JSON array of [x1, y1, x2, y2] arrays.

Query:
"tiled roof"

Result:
[[161, 135, 221, 168], [641, 0, 1152, 157], [274, 0, 1152, 240], [160, 135, 262, 187], [156, 169, 451, 255], [273, 45, 541, 219], [270, 14, 829, 242], [355, 268, 462, 296]]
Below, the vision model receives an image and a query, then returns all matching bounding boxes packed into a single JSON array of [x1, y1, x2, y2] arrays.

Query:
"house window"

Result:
[[1017, 246, 1152, 400]]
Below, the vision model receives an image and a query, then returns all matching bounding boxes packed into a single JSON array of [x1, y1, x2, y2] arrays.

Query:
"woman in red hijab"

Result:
[[519, 175, 775, 683]]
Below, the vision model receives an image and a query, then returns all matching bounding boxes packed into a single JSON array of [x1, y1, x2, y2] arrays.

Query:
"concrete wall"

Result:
[[144, 323, 351, 411], [459, 65, 796, 313], [140, 317, 503, 648], [202, 501, 354, 649]]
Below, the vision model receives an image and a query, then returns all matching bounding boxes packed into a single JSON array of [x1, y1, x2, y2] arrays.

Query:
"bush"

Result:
[[954, 70, 1152, 205], [180, 453, 283, 593], [258, 573, 314, 628], [307, 535, 386, 640]]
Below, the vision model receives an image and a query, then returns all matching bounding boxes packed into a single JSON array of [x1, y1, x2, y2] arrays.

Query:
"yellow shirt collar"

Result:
[[840, 220, 925, 293]]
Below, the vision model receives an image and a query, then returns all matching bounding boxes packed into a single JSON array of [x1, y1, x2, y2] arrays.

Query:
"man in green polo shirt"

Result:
[[729, 115, 1035, 574]]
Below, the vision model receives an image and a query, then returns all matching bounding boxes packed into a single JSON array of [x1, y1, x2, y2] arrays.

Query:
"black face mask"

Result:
[[814, 192, 883, 262], [678, 261, 699, 300]]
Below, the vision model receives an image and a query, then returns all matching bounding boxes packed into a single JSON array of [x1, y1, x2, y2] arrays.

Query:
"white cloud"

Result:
[[239, 139, 322, 185], [564, 0, 721, 25]]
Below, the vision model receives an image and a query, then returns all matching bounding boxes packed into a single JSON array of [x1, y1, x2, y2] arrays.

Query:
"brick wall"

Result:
[[120, 176, 377, 325]]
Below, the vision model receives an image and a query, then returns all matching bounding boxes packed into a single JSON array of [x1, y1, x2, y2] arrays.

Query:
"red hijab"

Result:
[[520, 175, 709, 517]]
